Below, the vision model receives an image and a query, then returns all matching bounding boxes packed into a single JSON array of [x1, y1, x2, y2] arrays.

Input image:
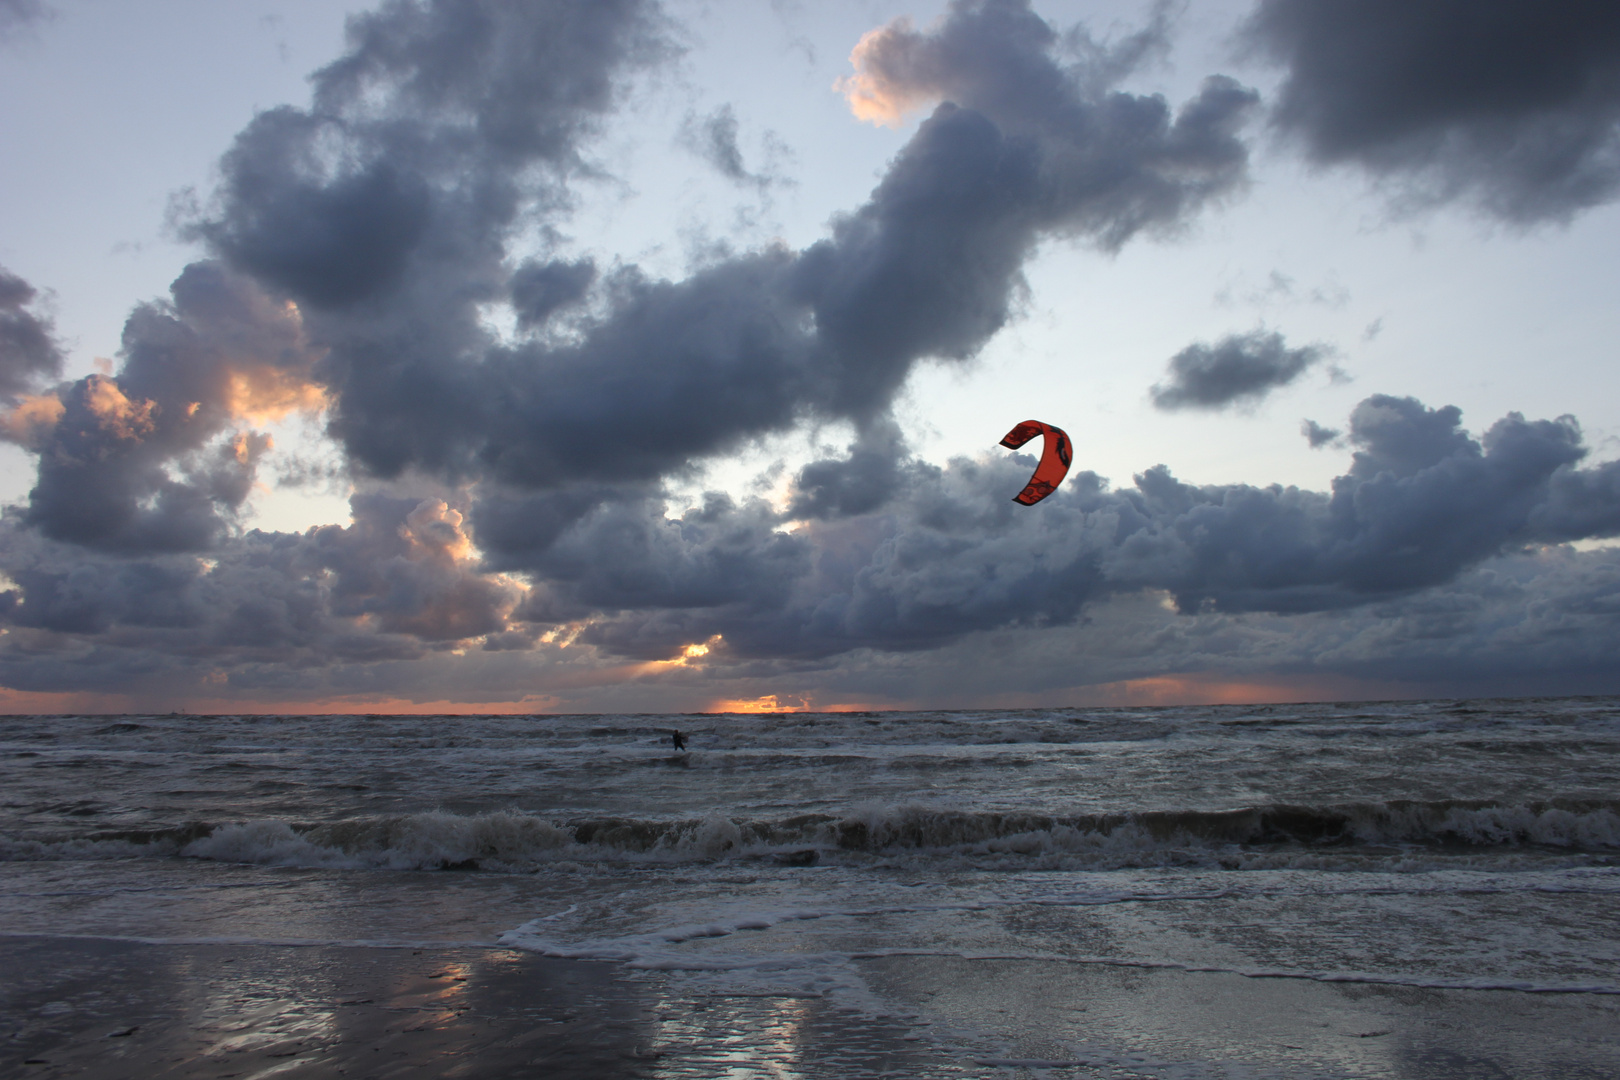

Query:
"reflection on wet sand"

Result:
[[2, 938, 952, 1079], [13, 933, 1615, 1078], [2, 939, 664, 1079], [650, 993, 813, 1079]]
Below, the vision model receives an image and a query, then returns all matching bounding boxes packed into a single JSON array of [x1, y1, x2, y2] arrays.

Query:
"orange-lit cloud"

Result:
[[707, 693, 813, 714], [835, 19, 942, 127], [705, 694, 888, 714], [351, 498, 530, 642], [538, 622, 585, 648], [401, 498, 475, 564], [662, 638, 715, 667], [223, 365, 328, 425], [85, 375, 157, 440], [631, 635, 723, 677], [0, 392, 65, 448], [211, 294, 329, 426], [228, 430, 273, 465]]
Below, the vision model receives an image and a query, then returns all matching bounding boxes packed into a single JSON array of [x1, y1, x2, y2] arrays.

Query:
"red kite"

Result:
[[999, 420, 1072, 506]]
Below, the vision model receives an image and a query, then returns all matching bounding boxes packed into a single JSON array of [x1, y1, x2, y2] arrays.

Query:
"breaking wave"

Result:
[[5, 798, 1618, 872]]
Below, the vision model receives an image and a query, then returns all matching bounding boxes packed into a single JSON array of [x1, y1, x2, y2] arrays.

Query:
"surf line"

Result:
[[841, 949, 1620, 996]]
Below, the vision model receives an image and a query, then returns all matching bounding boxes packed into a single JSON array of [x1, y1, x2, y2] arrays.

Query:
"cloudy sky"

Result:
[[1, 0, 1618, 714]]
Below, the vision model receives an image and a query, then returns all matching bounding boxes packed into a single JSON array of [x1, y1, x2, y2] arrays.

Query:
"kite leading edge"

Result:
[[1000, 420, 1072, 506]]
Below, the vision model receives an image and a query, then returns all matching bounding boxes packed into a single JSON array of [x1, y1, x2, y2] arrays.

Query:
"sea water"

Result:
[[3, 698, 1618, 1075]]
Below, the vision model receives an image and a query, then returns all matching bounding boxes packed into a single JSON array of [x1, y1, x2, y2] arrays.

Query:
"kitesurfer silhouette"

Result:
[[672, 730, 687, 751]]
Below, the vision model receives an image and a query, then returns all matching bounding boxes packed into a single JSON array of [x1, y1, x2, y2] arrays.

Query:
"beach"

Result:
[[6, 939, 667, 1079], [7, 937, 1617, 1078], [4, 700, 1618, 1077], [3, 938, 950, 1078]]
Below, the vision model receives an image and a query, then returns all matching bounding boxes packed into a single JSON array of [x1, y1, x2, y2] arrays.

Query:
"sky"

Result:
[[1, 0, 1618, 714]]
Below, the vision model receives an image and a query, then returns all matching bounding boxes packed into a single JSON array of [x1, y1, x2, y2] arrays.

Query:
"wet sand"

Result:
[[859, 954, 1620, 1078], [0, 936, 947, 1079], [6, 936, 1618, 1078], [2, 937, 662, 1079]]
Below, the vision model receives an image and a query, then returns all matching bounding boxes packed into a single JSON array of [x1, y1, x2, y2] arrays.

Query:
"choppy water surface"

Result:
[[4, 697, 1619, 1076]]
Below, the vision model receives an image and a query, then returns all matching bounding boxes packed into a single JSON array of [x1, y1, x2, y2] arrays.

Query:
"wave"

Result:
[[831, 799, 1620, 851], [5, 798, 1618, 872]]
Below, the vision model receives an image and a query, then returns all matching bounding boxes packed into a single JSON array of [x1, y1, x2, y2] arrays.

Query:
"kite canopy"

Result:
[[999, 420, 1072, 505]]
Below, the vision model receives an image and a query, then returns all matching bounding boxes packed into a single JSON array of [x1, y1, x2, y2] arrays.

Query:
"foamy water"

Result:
[[4, 698, 1619, 1073]]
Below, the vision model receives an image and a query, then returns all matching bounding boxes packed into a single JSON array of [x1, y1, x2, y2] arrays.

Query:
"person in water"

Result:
[[672, 730, 687, 751]]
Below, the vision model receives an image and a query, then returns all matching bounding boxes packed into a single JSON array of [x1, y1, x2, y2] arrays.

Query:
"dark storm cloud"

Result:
[[1309, 546, 1620, 692], [13, 263, 317, 553], [5, 0, 669, 562], [1244, 0, 1620, 221], [3, 389, 1619, 695], [1149, 329, 1327, 410], [11, 0, 1620, 703], [185, 0, 1254, 493], [787, 421, 918, 520], [514, 490, 810, 662], [308, 494, 521, 641], [470, 483, 647, 573], [1100, 395, 1614, 613], [860, 545, 1620, 705], [509, 257, 597, 328], [194, 0, 669, 307], [504, 394, 1620, 662], [0, 267, 63, 402], [0, 490, 518, 692]]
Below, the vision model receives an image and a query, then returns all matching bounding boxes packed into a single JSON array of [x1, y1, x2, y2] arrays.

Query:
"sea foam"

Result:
[[9, 796, 1615, 872]]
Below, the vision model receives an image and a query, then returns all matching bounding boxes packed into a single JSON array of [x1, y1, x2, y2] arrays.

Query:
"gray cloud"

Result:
[[509, 257, 597, 329], [5, 0, 1620, 704], [2, 392, 1619, 701], [849, 545, 1620, 706], [0, 490, 516, 688], [0, 0, 1252, 655], [1150, 330, 1327, 410], [0, 267, 63, 402], [477, 394, 1620, 665], [1301, 418, 1341, 448], [182, 0, 1254, 496], [679, 105, 779, 188], [0, 0, 50, 42], [189, 0, 671, 312], [11, 263, 317, 553], [1244, 0, 1620, 222], [787, 421, 918, 521]]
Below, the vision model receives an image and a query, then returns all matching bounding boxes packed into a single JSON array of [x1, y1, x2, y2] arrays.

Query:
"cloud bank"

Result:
[[1245, 0, 1620, 221], [1, 0, 1618, 710]]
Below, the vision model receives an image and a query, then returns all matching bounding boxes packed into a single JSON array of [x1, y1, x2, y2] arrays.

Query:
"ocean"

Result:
[[3, 698, 1618, 1077]]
